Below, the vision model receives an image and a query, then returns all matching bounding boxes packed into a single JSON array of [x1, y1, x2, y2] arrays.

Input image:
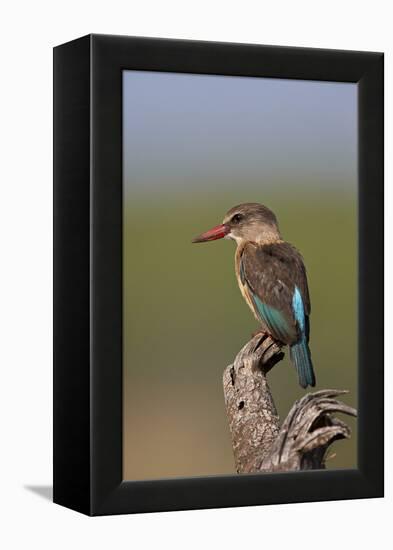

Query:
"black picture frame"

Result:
[[53, 34, 384, 516]]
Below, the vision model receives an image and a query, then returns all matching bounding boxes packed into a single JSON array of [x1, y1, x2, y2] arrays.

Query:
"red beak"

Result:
[[192, 223, 230, 243]]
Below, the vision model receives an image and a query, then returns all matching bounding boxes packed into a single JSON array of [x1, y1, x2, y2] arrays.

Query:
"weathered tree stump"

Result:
[[223, 333, 357, 474]]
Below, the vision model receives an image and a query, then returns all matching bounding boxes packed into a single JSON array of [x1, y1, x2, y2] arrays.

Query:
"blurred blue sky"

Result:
[[123, 70, 357, 199]]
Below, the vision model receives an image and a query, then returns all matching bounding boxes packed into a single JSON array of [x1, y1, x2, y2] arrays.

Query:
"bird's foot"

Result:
[[251, 327, 270, 338]]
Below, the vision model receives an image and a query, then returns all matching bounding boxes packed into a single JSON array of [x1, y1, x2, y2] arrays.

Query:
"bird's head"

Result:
[[192, 203, 281, 245]]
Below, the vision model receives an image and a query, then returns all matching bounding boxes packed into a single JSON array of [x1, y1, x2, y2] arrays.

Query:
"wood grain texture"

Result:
[[223, 333, 357, 474]]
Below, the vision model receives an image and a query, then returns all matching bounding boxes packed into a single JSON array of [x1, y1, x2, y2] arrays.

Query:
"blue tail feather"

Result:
[[290, 338, 315, 388]]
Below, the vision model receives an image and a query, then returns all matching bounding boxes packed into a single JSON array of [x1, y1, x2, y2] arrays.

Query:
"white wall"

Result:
[[0, 1, 390, 549]]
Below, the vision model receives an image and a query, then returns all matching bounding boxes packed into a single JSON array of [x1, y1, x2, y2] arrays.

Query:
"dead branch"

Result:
[[223, 333, 357, 474]]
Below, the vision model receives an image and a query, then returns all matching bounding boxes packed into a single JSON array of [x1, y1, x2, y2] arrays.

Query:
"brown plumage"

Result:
[[237, 241, 310, 344]]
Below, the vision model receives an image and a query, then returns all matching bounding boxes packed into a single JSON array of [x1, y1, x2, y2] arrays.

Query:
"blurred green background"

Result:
[[123, 72, 357, 480]]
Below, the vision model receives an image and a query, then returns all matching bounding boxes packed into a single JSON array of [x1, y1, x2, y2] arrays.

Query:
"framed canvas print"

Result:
[[53, 34, 383, 516]]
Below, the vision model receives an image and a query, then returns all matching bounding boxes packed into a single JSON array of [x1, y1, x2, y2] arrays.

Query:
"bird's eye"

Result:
[[231, 213, 244, 224]]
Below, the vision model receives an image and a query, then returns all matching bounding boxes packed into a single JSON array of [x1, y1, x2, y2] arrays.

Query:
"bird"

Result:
[[192, 202, 315, 388]]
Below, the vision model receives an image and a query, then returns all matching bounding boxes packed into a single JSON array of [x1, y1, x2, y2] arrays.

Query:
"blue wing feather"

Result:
[[250, 291, 294, 343], [292, 286, 305, 332], [241, 253, 296, 342], [290, 286, 315, 387]]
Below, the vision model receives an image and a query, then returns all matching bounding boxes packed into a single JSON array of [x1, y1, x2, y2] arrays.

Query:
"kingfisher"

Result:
[[192, 203, 315, 388]]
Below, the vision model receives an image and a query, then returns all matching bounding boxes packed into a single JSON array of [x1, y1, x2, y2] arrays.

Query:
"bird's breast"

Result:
[[235, 245, 260, 322]]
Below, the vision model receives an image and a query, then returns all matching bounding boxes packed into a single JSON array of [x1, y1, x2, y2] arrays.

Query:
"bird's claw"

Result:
[[251, 327, 270, 338]]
